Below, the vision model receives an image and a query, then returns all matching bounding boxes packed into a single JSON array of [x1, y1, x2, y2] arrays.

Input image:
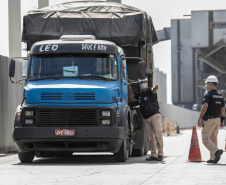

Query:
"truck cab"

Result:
[[11, 35, 147, 163]]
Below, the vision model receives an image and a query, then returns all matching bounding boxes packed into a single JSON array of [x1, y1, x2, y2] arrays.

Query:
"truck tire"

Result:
[[143, 126, 149, 155], [114, 119, 130, 162], [132, 128, 144, 157], [18, 152, 34, 163], [132, 147, 144, 157], [131, 113, 145, 157], [143, 136, 149, 155], [132, 134, 148, 156], [114, 139, 128, 162]]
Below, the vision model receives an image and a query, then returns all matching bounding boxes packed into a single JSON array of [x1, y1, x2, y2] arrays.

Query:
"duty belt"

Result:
[[207, 115, 220, 119]]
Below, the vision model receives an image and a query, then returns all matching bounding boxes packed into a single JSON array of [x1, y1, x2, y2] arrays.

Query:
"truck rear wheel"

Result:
[[18, 152, 34, 163], [131, 113, 146, 157], [143, 126, 149, 155], [132, 147, 144, 157], [143, 136, 149, 155]]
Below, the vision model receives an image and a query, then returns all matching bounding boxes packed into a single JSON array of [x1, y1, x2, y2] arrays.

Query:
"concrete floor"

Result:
[[0, 128, 226, 185]]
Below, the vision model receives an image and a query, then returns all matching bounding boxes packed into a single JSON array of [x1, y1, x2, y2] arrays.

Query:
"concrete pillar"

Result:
[[38, 0, 49, 9], [8, 0, 21, 58]]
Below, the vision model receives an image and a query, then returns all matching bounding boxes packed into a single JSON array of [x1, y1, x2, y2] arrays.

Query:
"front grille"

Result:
[[38, 109, 97, 126], [41, 92, 95, 100]]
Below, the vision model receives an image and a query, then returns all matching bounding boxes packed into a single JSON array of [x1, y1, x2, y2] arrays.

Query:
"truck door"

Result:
[[121, 59, 128, 104]]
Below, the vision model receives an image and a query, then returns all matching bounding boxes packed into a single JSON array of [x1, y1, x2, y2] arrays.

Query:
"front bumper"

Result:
[[13, 126, 125, 153]]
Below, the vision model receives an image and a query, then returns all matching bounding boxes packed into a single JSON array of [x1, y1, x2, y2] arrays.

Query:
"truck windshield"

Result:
[[28, 53, 118, 81]]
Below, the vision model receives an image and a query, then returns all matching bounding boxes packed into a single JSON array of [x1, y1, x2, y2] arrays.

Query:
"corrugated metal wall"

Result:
[[0, 56, 23, 153]]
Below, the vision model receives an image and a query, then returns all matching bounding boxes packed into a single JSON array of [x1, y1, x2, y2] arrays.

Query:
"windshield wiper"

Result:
[[86, 75, 110, 81], [77, 73, 84, 80], [63, 70, 77, 74], [33, 73, 61, 80]]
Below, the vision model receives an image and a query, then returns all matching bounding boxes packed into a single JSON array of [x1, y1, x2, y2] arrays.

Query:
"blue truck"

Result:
[[9, 1, 158, 163]]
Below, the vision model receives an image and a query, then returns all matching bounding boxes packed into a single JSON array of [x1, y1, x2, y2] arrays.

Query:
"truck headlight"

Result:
[[102, 111, 110, 116], [25, 119, 34, 125], [102, 120, 110, 125], [25, 111, 34, 116]]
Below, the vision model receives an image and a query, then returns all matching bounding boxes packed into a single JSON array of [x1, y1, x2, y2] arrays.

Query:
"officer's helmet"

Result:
[[205, 75, 218, 84]]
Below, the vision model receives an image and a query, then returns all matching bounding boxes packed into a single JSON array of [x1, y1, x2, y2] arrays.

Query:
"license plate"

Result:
[[55, 129, 75, 136]]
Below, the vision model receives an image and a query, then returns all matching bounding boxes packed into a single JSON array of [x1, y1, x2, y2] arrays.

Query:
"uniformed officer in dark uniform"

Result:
[[129, 78, 163, 161], [197, 75, 225, 164]]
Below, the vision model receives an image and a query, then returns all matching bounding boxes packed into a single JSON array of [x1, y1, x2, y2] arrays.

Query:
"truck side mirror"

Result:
[[9, 59, 15, 77], [138, 61, 147, 80]]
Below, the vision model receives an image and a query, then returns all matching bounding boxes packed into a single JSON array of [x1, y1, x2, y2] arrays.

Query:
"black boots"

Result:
[[146, 155, 163, 161], [146, 156, 157, 161], [214, 149, 223, 163], [157, 155, 163, 161]]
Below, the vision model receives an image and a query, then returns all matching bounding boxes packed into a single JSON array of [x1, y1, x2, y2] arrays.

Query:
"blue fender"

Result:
[[119, 104, 134, 140], [119, 104, 131, 127]]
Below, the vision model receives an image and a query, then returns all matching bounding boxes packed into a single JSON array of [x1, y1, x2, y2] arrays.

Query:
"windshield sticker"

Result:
[[63, 66, 78, 76], [82, 44, 107, 51], [39, 44, 58, 52]]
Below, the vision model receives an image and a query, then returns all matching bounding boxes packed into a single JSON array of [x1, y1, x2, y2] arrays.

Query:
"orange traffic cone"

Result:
[[188, 126, 203, 162]]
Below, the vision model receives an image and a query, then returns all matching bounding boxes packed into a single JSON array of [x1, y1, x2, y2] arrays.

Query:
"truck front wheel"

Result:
[[114, 139, 128, 162], [18, 152, 34, 163], [114, 119, 130, 162]]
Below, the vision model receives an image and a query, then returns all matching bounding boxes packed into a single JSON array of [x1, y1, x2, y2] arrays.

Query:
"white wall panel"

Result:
[[191, 11, 209, 48], [159, 102, 199, 129]]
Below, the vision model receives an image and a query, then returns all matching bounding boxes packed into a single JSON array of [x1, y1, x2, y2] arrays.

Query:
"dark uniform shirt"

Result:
[[202, 89, 224, 118], [135, 88, 160, 119]]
